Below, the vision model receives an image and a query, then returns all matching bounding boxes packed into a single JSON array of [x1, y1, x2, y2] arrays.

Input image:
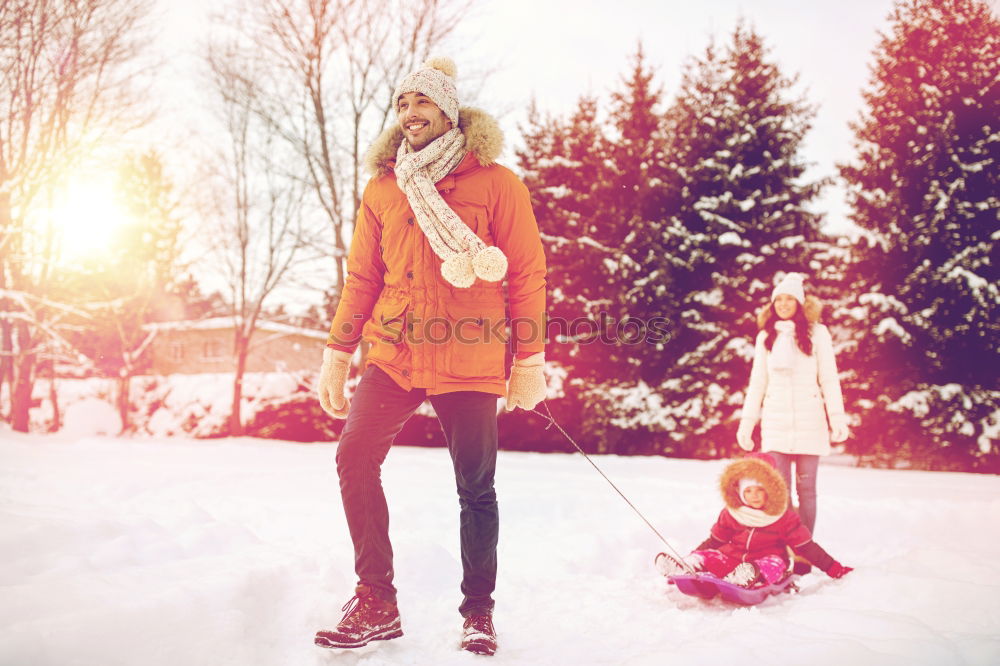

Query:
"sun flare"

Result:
[[43, 174, 135, 262]]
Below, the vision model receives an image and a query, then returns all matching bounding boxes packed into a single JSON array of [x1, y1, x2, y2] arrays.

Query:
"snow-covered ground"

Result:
[[2, 431, 999, 665]]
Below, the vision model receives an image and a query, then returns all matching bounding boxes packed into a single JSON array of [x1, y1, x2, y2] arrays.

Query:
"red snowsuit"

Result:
[[691, 455, 839, 580]]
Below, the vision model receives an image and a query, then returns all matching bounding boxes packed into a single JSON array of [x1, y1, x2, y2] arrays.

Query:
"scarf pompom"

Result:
[[441, 252, 476, 288], [473, 246, 507, 282], [395, 129, 508, 289]]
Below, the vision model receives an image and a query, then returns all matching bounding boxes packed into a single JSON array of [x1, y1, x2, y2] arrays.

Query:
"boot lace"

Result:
[[464, 614, 494, 636], [340, 584, 376, 620]]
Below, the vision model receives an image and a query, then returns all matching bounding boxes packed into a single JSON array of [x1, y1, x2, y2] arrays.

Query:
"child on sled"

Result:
[[655, 453, 852, 588]]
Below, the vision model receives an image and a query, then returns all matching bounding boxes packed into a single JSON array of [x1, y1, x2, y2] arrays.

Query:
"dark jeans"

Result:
[[335, 365, 499, 617], [769, 452, 819, 535]]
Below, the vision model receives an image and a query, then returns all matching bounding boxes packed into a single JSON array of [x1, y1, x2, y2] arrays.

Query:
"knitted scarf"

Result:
[[769, 320, 796, 371], [394, 127, 508, 288], [726, 505, 782, 528]]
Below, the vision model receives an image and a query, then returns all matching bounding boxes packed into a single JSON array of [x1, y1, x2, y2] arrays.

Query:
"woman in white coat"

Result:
[[737, 273, 849, 535]]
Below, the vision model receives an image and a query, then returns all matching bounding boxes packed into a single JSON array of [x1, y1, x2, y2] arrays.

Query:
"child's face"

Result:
[[742, 485, 767, 509]]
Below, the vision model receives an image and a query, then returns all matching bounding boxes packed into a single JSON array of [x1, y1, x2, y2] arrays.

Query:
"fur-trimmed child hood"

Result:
[[363, 107, 504, 177], [756, 294, 823, 330], [719, 454, 789, 516]]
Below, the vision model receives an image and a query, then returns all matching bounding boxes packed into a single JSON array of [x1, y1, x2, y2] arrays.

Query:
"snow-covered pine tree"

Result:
[[628, 23, 828, 456], [839, 0, 999, 471], [516, 97, 617, 380], [516, 48, 671, 453], [605, 46, 666, 246], [514, 97, 619, 451], [580, 47, 679, 453]]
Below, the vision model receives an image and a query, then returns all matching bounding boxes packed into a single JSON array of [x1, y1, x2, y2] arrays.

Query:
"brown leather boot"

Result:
[[314, 584, 402, 649], [461, 614, 497, 656]]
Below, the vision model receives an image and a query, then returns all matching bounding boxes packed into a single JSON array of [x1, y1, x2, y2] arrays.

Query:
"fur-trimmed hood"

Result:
[[719, 455, 789, 516], [364, 107, 504, 177], [756, 294, 823, 329]]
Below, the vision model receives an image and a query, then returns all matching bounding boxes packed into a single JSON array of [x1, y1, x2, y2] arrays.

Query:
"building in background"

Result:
[[143, 318, 326, 375]]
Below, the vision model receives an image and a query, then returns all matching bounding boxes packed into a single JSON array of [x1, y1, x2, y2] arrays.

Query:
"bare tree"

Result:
[[239, 0, 473, 298], [0, 0, 153, 431], [205, 39, 321, 436], [195, 0, 476, 434]]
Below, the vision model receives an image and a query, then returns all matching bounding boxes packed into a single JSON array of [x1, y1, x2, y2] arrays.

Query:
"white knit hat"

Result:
[[771, 272, 805, 304], [739, 477, 764, 502], [393, 57, 459, 125]]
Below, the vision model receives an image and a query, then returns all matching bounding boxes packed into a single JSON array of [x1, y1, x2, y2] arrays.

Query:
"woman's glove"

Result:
[[506, 352, 546, 411], [830, 414, 850, 443], [318, 347, 353, 418], [736, 420, 755, 451], [827, 561, 853, 579]]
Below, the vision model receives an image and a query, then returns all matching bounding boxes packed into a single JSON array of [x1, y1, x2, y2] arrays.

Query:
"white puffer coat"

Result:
[[740, 323, 846, 456]]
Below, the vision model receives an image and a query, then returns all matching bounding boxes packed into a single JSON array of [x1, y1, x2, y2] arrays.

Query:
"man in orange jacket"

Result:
[[314, 57, 547, 657]]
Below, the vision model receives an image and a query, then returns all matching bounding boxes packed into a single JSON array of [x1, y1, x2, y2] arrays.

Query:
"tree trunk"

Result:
[[117, 374, 131, 435], [0, 318, 12, 422], [0, 191, 12, 422], [11, 351, 35, 432], [48, 369, 60, 433], [229, 344, 249, 436]]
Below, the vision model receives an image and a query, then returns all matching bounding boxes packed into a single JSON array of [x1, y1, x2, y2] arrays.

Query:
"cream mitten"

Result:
[[318, 347, 353, 419], [830, 414, 850, 443], [736, 420, 755, 451], [506, 352, 546, 411]]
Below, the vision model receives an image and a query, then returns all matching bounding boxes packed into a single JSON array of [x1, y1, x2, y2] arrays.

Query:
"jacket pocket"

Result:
[[364, 295, 409, 365], [443, 299, 506, 381]]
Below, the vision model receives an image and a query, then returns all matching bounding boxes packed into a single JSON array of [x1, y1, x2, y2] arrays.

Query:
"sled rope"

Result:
[[530, 402, 697, 574]]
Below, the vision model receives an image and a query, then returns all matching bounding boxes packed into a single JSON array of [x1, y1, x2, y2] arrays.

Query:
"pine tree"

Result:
[[840, 0, 999, 470], [605, 45, 666, 245], [514, 97, 616, 451], [630, 23, 828, 456], [517, 96, 616, 380], [515, 48, 671, 452]]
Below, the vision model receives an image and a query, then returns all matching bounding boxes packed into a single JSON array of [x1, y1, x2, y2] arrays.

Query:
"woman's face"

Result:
[[773, 294, 798, 320]]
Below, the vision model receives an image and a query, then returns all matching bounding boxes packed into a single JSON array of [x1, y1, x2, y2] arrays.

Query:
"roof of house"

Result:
[[143, 317, 328, 341]]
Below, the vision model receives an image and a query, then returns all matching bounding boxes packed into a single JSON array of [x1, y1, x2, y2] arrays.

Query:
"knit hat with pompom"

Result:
[[771, 272, 806, 305], [393, 57, 459, 125], [391, 57, 508, 288]]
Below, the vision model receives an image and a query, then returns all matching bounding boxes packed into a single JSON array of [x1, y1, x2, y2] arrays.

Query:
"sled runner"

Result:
[[667, 572, 797, 606]]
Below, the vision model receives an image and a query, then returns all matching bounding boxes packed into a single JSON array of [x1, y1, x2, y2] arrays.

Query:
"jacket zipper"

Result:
[[744, 528, 756, 562]]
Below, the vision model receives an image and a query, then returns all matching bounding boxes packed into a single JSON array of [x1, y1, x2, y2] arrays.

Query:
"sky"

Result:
[[3, 428, 999, 664], [154, 0, 997, 235], [148, 0, 998, 307], [454, 0, 996, 234]]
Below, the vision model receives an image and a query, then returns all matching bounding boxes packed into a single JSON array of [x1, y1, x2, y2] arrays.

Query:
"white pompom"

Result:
[[472, 246, 507, 282], [441, 252, 475, 288]]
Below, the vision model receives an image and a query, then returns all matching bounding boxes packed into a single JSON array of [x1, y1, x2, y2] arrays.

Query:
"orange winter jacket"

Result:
[[326, 108, 546, 396]]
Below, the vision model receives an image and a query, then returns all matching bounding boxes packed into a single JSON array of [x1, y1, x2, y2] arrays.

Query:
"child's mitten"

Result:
[[827, 561, 853, 578]]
